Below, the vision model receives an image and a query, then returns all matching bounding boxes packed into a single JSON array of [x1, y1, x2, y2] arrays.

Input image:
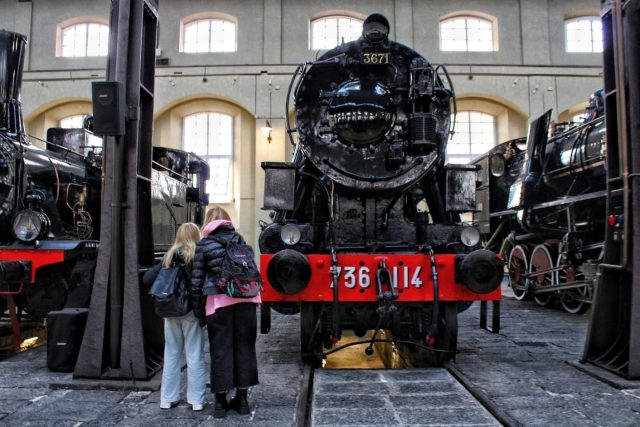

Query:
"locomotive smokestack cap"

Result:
[[0, 30, 27, 135], [362, 13, 390, 44]]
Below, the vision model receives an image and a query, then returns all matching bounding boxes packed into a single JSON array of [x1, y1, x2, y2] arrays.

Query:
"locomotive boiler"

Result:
[[258, 14, 503, 366], [474, 91, 606, 314], [0, 30, 209, 344]]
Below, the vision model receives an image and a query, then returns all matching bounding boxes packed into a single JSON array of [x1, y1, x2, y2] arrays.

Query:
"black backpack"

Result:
[[213, 237, 262, 298], [148, 262, 191, 317]]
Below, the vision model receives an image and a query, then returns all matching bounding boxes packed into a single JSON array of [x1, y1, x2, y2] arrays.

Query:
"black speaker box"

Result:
[[91, 81, 125, 136], [46, 308, 89, 372]]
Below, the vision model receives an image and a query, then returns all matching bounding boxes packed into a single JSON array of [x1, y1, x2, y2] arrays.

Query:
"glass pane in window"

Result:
[[183, 113, 208, 156], [566, 17, 601, 53], [184, 23, 198, 52], [61, 26, 77, 56], [311, 16, 362, 50], [86, 24, 106, 56], [448, 157, 471, 164], [208, 113, 233, 155], [207, 158, 231, 196], [441, 17, 494, 52], [183, 111, 234, 200], [196, 20, 211, 53], [59, 115, 85, 129], [447, 112, 495, 163]]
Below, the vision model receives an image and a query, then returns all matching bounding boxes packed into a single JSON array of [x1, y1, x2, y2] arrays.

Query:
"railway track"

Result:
[[294, 334, 519, 427]]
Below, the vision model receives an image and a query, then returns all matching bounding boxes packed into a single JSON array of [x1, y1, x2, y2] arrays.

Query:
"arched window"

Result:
[[182, 18, 236, 53], [59, 115, 87, 129], [565, 17, 602, 53], [59, 22, 109, 57], [447, 111, 496, 164], [440, 14, 497, 52], [310, 15, 363, 50], [183, 112, 233, 202]]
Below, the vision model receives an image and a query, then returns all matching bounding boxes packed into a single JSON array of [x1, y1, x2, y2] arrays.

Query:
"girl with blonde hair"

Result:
[[192, 206, 260, 418], [143, 222, 206, 411]]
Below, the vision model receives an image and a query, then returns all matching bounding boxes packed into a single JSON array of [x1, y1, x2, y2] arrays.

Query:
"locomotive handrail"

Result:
[[434, 64, 457, 138], [285, 63, 304, 147]]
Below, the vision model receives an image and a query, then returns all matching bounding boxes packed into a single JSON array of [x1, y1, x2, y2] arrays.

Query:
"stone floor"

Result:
[[1, 289, 640, 426]]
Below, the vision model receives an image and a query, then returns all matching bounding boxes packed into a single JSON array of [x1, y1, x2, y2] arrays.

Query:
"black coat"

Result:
[[191, 225, 245, 321], [142, 252, 201, 324]]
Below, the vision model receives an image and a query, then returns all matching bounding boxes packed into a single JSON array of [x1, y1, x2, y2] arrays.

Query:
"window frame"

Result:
[[309, 12, 365, 50], [446, 111, 497, 164], [439, 12, 498, 52], [179, 12, 238, 53], [56, 18, 109, 58], [59, 115, 87, 129], [182, 111, 234, 203], [564, 16, 602, 53]]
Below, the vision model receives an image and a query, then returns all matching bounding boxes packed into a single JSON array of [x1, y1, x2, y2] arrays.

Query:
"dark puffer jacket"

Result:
[[191, 225, 244, 321]]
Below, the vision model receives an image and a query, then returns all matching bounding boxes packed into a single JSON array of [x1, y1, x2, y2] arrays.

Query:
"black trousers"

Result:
[[206, 302, 259, 392]]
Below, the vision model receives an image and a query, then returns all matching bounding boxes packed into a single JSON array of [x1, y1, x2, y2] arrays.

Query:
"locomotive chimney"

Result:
[[0, 30, 27, 136]]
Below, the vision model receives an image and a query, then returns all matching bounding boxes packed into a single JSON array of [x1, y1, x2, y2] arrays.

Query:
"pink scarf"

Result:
[[201, 219, 233, 238]]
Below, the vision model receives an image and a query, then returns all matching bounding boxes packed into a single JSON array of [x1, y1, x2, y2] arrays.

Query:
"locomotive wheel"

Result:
[[300, 303, 323, 367], [529, 244, 555, 307], [24, 273, 68, 317], [508, 245, 529, 300], [556, 253, 589, 314]]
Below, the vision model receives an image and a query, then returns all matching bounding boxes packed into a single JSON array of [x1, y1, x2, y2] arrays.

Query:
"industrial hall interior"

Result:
[[1, 0, 602, 248], [3, 0, 640, 426]]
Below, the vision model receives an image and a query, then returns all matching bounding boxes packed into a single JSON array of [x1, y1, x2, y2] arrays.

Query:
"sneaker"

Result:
[[229, 395, 250, 415], [160, 401, 179, 409], [191, 403, 204, 412]]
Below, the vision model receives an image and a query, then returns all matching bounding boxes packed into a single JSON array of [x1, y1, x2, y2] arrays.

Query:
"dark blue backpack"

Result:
[[213, 238, 262, 298]]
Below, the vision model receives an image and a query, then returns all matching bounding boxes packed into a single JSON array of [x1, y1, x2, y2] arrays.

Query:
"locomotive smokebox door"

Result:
[[445, 164, 479, 212], [262, 162, 296, 210]]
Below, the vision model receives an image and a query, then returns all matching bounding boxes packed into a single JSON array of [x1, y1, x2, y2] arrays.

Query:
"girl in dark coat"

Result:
[[191, 206, 260, 418], [142, 222, 205, 411]]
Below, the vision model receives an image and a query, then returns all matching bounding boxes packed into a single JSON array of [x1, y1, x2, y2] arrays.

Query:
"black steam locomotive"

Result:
[[0, 30, 209, 344], [258, 14, 503, 366], [474, 91, 606, 314]]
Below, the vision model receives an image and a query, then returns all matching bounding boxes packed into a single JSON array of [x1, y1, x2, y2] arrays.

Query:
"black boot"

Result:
[[229, 388, 250, 415], [214, 392, 228, 418]]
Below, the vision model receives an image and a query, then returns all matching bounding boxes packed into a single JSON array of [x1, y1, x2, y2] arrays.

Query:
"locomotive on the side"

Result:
[[0, 30, 209, 340], [258, 14, 503, 366], [473, 92, 606, 314]]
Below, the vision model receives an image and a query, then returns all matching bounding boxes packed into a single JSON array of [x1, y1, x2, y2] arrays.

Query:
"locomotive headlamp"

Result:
[[12, 209, 51, 242], [489, 154, 506, 177], [280, 224, 301, 245], [460, 226, 481, 247]]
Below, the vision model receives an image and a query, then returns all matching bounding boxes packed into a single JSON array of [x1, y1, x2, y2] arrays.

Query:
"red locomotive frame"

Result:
[[261, 254, 501, 302]]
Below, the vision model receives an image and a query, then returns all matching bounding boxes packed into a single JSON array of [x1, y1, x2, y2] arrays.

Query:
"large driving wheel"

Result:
[[556, 253, 589, 314], [529, 244, 555, 307], [508, 245, 529, 300]]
